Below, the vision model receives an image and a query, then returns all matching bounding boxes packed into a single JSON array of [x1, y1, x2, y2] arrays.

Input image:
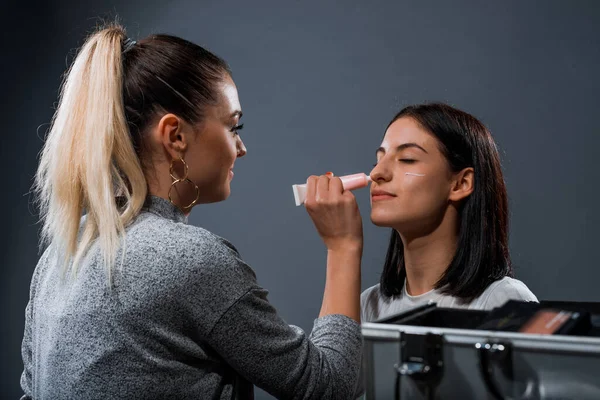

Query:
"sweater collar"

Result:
[[143, 195, 188, 224]]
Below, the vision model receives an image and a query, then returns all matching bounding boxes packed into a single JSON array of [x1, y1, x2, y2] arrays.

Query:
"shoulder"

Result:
[[133, 213, 241, 260], [129, 213, 256, 283], [133, 212, 230, 250], [127, 215, 260, 332], [486, 277, 538, 301], [475, 277, 538, 309], [361, 283, 382, 307], [361, 284, 386, 322]]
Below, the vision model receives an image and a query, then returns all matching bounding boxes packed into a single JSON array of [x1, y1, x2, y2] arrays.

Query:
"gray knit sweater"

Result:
[[21, 196, 362, 399]]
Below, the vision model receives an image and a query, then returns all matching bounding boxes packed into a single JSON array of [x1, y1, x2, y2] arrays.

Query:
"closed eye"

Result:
[[399, 159, 416, 163], [230, 123, 244, 134]]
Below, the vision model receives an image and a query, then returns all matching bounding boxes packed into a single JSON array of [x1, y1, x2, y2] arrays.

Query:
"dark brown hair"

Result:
[[121, 31, 231, 154], [380, 103, 512, 302]]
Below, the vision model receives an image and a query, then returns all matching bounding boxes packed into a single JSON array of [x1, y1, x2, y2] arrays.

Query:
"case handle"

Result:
[[394, 333, 444, 400]]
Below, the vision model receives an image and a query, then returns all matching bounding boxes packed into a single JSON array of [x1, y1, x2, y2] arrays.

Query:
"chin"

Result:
[[370, 210, 395, 227], [200, 189, 230, 204], [218, 187, 231, 202]]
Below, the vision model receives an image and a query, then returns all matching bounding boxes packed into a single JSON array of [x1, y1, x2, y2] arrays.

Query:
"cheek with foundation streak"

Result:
[[405, 172, 425, 177]]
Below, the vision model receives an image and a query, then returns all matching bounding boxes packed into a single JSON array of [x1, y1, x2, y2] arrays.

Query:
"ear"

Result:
[[448, 167, 474, 202], [156, 113, 188, 159]]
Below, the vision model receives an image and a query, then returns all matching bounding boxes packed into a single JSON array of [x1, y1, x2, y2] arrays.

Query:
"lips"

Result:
[[371, 189, 396, 201]]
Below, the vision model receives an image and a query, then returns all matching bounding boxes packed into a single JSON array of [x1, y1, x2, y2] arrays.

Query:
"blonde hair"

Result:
[[35, 24, 147, 279]]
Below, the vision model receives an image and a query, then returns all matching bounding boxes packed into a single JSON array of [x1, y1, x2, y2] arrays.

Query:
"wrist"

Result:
[[326, 240, 363, 255], [327, 241, 363, 256]]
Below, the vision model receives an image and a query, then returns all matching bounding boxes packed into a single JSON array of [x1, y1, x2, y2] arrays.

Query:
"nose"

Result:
[[237, 136, 247, 158], [370, 159, 392, 183]]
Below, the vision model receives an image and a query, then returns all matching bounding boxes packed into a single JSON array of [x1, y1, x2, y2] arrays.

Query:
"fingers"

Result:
[[305, 175, 318, 207], [316, 174, 331, 202], [328, 176, 343, 196], [305, 172, 342, 209]]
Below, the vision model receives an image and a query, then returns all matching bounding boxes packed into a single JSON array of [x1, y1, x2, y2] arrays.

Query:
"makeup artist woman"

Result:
[[21, 25, 363, 400]]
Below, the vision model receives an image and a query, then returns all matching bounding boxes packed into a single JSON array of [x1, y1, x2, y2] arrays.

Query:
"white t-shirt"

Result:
[[361, 277, 538, 323]]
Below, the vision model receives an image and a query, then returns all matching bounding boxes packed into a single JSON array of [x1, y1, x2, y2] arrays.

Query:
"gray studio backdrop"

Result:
[[2, 0, 599, 398]]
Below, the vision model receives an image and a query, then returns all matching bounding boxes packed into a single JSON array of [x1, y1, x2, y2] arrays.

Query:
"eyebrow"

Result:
[[376, 143, 428, 156]]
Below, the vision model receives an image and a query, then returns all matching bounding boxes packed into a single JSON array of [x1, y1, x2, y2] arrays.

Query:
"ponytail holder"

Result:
[[122, 37, 137, 54]]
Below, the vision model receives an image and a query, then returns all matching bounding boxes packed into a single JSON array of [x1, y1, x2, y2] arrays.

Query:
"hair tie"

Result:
[[122, 37, 137, 54]]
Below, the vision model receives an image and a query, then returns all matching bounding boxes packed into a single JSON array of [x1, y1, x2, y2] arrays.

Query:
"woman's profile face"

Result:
[[185, 74, 247, 204], [369, 117, 457, 235]]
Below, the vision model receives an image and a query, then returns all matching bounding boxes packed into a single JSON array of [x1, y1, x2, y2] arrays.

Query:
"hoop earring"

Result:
[[168, 156, 200, 210]]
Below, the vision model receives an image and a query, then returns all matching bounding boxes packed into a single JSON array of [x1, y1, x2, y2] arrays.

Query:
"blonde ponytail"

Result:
[[35, 24, 147, 279]]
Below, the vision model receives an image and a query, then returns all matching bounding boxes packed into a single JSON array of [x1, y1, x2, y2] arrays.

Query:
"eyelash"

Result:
[[372, 159, 416, 167], [230, 123, 244, 135]]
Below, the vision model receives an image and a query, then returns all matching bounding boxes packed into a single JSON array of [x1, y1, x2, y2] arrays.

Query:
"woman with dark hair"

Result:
[[21, 23, 363, 399], [361, 103, 537, 322]]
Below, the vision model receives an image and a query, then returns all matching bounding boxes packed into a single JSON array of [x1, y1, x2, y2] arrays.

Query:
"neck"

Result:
[[145, 161, 194, 216], [398, 207, 459, 296]]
